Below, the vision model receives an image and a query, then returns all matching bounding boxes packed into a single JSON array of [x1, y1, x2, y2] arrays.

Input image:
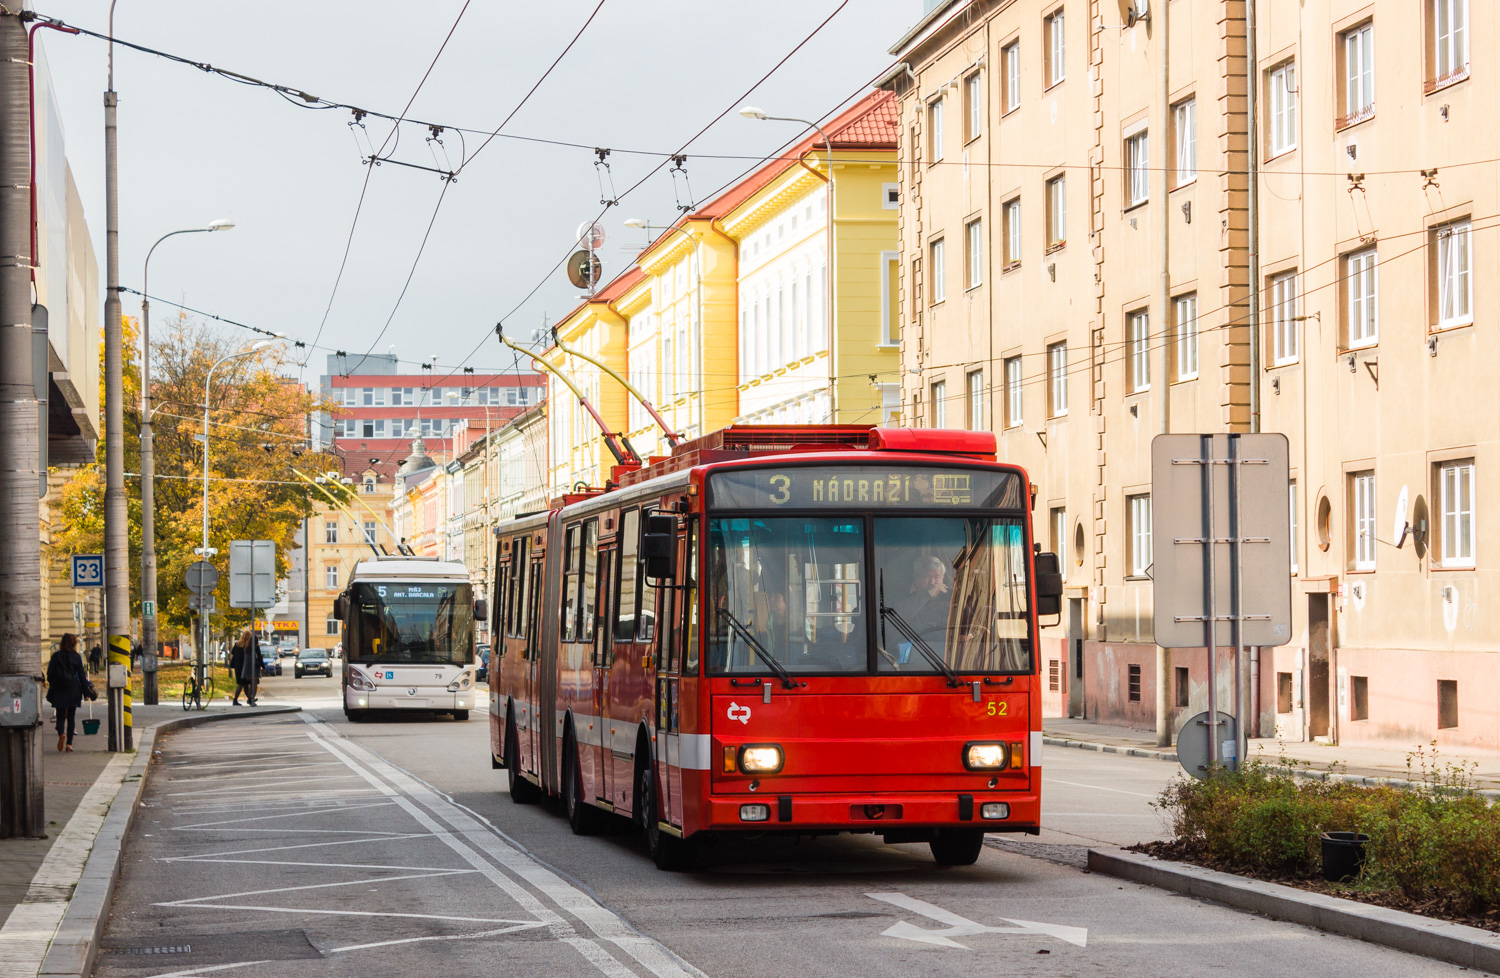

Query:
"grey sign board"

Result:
[[1151, 434, 1293, 649], [186, 560, 219, 596], [229, 540, 276, 609]]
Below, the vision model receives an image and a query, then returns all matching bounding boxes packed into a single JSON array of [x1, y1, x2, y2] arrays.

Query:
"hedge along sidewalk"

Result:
[[0, 706, 302, 978], [1089, 847, 1500, 973]]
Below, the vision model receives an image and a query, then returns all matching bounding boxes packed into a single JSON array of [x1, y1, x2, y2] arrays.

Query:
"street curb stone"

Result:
[[1087, 847, 1500, 973], [1043, 736, 1178, 762], [35, 706, 303, 978]]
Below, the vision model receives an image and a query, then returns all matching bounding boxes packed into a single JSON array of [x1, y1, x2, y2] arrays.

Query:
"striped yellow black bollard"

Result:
[[109, 635, 133, 751]]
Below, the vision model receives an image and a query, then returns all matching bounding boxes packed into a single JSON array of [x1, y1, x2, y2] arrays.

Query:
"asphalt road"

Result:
[[94, 674, 1475, 978]]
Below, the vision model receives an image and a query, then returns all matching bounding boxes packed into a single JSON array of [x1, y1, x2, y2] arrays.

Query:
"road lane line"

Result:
[[171, 799, 397, 828], [154, 868, 477, 906], [330, 921, 549, 952], [1044, 777, 1159, 798], [159, 833, 434, 861]]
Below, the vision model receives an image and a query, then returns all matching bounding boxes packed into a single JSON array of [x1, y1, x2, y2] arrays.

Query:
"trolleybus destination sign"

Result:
[[710, 466, 1023, 510]]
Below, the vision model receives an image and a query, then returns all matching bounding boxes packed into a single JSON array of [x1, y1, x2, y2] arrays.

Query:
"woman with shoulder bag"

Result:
[[46, 633, 88, 752]]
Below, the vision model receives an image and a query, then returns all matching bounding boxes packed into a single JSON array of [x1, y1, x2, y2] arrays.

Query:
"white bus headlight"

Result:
[[964, 742, 1009, 770], [738, 745, 784, 774], [349, 672, 376, 691], [446, 673, 472, 692]]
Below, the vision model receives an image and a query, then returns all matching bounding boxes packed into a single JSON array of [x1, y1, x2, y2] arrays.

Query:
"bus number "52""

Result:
[[984, 701, 1009, 717]]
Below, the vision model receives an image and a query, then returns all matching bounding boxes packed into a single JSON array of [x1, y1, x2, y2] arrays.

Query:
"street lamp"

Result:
[[739, 106, 838, 418], [139, 219, 234, 704]]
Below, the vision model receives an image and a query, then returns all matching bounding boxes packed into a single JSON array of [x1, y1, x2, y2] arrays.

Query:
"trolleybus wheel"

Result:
[[929, 829, 985, 866], [453, 710, 470, 721], [639, 765, 693, 871], [506, 724, 539, 804], [345, 707, 367, 723], [564, 735, 606, 836]]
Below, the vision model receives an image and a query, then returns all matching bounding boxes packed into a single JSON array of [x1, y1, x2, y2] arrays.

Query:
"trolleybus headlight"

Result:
[[349, 672, 376, 691], [738, 744, 784, 774], [963, 742, 1010, 770], [739, 804, 771, 822], [447, 673, 472, 692], [981, 802, 1011, 820]]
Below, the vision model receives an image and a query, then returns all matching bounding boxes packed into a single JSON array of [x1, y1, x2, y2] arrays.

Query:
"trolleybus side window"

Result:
[[594, 545, 614, 667], [493, 559, 508, 645], [561, 524, 582, 642], [524, 557, 542, 658], [615, 509, 640, 641], [580, 520, 600, 642], [684, 521, 699, 673], [636, 516, 658, 644]]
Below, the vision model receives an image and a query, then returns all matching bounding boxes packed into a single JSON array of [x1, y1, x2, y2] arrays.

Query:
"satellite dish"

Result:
[[566, 249, 602, 290], [1392, 484, 1410, 549], [576, 221, 606, 251]]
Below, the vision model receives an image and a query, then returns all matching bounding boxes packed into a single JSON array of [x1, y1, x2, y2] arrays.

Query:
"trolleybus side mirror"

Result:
[[474, 598, 488, 622], [1034, 552, 1064, 620], [333, 595, 346, 619], [642, 513, 677, 581]]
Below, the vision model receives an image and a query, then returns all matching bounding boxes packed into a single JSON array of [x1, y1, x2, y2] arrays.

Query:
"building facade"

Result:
[[306, 474, 396, 647], [886, 0, 1498, 749]]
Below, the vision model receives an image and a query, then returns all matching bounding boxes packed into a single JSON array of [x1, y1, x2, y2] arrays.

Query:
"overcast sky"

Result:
[[39, 1, 918, 382]]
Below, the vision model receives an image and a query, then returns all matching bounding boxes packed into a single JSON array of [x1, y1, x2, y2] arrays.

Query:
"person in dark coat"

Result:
[[87, 644, 104, 674], [228, 628, 259, 706], [46, 633, 87, 752]]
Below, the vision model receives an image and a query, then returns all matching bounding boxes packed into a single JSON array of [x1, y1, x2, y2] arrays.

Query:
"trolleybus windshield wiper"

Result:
[[877, 594, 962, 687], [717, 608, 800, 689]]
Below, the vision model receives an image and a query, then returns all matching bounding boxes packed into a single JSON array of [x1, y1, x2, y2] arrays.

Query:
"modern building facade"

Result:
[[885, 0, 1498, 750]]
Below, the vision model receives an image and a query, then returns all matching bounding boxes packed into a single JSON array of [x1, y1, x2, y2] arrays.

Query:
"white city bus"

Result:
[[334, 556, 483, 722]]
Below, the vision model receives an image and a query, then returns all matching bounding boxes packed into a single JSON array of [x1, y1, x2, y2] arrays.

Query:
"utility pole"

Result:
[[0, 6, 44, 838], [103, 6, 131, 751]]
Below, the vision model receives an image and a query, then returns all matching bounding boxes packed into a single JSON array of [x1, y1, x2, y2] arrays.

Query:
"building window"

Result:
[[929, 238, 946, 303], [1270, 271, 1299, 365], [1045, 8, 1066, 86], [324, 520, 338, 544], [1004, 357, 1023, 428], [965, 219, 983, 289], [1437, 679, 1459, 729], [324, 564, 339, 590], [1050, 507, 1068, 573], [1003, 198, 1021, 268], [1268, 61, 1298, 157], [964, 71, 982, 142], [1340, 22, 1375, 126], [1435, 220, 1473, 329], [1046, 175, 1066, 250], [928, 98, 944, 163], [1128, 664, 1142, 702], [931, 380, 948, 428], [1125, 130, 1149, 206], [1003, 41, 1021, 113], [1128, 494, 1152, 578], [1048, 341, 1068, 417], [1438, 459, 1475, 567], [363, 520, 377, 545], [326, 617, 340, 636], [1429, 0, 1469, 88], [882, 254, 900, 345], [1351, 675, 1369, 721], [1175, 294, 1199, 380], [1128, 309, 1150, 392], [1345, 249, 1378, 348], [1351, 470, 1376, 571], [1289, 480, 1299, 574], [1173, 98, 1196, 185], [363, 477, 375, 493], [966, 370, 984, 430]]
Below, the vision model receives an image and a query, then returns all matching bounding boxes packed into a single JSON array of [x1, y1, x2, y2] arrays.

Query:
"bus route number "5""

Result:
[[984, 701, 1009, 717]]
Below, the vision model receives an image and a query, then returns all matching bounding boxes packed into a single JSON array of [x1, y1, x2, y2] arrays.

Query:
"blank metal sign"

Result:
[[1150, 433, 1293, 649]]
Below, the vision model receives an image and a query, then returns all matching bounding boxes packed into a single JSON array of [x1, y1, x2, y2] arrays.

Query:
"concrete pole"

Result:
[[0, 6, 45, 838], [1153, 0, 1173, 749], [140, 283, 155, 704]]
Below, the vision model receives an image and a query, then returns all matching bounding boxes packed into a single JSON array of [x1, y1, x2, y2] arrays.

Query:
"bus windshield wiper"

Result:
[[718, 608, 800, 689], [879, 603, 963, 688]]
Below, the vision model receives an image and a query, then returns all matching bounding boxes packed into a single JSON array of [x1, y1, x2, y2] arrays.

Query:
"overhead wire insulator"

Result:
[[670, 154, 695, 213], [594, 147, 618, 206]]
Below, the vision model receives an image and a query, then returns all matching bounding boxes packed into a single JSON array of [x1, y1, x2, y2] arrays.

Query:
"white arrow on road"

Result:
[[866, 892, 1088, 950]]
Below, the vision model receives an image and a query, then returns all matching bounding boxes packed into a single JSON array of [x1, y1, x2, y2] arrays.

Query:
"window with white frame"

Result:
[[326, 617, 340, 635], [1289, 481, 1300, 574], [964, 71, 982, 142], [967, 370, 984, 430], [1051, 507, 1068, 574], [1046, 8, 1065, 86], [1048, 341, 1068, 417], [1439, 460, 1475, 567], [1126, 130, 1149, 206], [363, 520, 377, 545], [928, 98, 944, 163], [1269, 62, 1298, 156], [1003, 41, 1021, 113], [1435, 220, 1473, 329], [1342, 23, 1374, 123], [965, 219, 983, 288], [1351, 470, 1376, 570], [1128, 310, 1150, 392], [1431, 0, 1469, 83], [1046, 175, 1066, 249], [1128, 494, 1152, 578], [1005, 356, 1023, 427], [1174, 98, 1197, 185], [931, 380, 947, 428], [1270, 271, 1299, 364], [1004, 198, 1021, 267], [1346, 249, 1378, 347], [324, 519, 339, 544], [930, 238, 946, 303], [881, 255, 900, 346], [1175, 294, 1199, 380], [325, 564, 340, 589]]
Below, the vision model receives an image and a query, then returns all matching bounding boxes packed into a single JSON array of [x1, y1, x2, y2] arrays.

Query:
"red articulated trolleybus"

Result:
[[488, 425, 1064, 869]]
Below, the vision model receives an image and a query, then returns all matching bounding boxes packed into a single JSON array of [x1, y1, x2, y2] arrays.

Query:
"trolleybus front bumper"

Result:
[[346, 690, 473, 711], [700, 791, 1040, 833]]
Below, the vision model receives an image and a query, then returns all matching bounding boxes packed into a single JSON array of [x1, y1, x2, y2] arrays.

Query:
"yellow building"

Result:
[[306, 469, 395, 646]]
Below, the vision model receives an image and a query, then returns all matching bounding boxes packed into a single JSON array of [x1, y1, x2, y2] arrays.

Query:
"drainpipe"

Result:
[[1154, 0, 1174, 750], [1247, 0, 1261, 435]]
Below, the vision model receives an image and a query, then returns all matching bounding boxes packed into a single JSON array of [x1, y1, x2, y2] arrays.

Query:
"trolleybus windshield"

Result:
[[347, 581, 474, 665]]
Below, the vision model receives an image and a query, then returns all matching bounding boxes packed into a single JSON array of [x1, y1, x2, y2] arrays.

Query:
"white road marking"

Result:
[[330, 921, 549, 953], [1044, 777, 1159, 798], [154, 868, 477, 907], [171, 800, 397, 828], [867, 892, 1088, 950], [159, 833, 433, 862], [141, 960, 271, 978]]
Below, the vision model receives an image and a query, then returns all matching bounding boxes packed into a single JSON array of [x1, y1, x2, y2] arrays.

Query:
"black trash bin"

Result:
[[1320, 831, 1369, 882]]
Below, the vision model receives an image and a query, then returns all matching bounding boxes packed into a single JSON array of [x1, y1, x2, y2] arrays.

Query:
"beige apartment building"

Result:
[[307, 471, 396, 647], [885, 0, 1497, 750]]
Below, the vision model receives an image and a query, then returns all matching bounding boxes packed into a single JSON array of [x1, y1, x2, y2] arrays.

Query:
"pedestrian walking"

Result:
[[228, 628, 259, 706], [46, 633, 90, 752], [87, 643, 104, 674]]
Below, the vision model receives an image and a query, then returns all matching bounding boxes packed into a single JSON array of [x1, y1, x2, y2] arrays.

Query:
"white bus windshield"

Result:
[[348, 581, 474, 665]]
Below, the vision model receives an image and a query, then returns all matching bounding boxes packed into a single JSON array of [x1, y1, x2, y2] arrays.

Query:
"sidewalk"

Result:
[[1042, 717, 1500, 793]]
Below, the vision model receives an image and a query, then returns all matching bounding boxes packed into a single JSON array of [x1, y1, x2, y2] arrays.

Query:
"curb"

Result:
[[1043, 735, 1178, 763], [1088, 847, 1500, 973], [36, 706, 302, 978]]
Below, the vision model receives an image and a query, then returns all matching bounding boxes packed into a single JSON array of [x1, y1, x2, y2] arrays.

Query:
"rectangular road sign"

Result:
[[1151, 434, 1293, 649], [70, 554, 104, 588], [188, 593, 216, 613], [229, 540, 276, 609]]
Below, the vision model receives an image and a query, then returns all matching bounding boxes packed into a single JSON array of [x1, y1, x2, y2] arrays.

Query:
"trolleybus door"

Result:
[[656, 519, 692, 825], [526, 553, 545, 781], [592, 544, 615, 803], [606, 509, 644, 812]]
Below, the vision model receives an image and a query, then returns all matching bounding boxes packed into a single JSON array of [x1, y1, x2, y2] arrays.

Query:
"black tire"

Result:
[[639, 764, 693, 871], [453, 710, 470, 721], [564, 735, 606, 835], [929, 829, 986, 866], [294, 669, 301, 679], [345, 708, 368, 723], [507, 723, 540, 804]]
